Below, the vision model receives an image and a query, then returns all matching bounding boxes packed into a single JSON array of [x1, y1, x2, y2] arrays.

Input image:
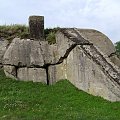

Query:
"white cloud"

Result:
[[0, 0, 120, 42], [83, 0, 120, 43]]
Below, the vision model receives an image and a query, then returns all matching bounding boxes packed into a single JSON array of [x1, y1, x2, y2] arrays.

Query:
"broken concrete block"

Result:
[[3, 38, 31, 66], [4, 65, 17, 79], [3, 38, 48, 67], [55, 31, 76, 63], [48, 63, 67, 85], [17, 67, 47, 83]]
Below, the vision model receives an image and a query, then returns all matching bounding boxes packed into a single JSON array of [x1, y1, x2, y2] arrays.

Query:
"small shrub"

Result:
[[46, 31, 56, 44], [44, 27, 60, 44], [115, 41, 120, 58]]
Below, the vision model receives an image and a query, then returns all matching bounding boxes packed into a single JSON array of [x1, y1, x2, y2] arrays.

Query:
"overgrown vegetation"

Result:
[[44, 28, 59, 44], [0, 69, 120, 120], [0, 25, 58, 44], [0, 25, 29, 41]]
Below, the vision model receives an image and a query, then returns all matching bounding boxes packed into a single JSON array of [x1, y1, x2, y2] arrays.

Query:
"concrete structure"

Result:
[[29, 16, 44, 40], [1, 16, 120, 101]]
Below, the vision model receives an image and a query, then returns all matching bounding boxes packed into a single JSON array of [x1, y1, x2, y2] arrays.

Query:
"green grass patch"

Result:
[[0, 69, 120, 120]]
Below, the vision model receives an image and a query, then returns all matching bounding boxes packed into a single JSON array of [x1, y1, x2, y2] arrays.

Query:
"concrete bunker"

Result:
[[1, 16, 120, 102]]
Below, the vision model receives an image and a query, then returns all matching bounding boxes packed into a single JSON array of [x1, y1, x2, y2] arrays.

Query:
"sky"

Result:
[[0, 0, 120, 43]]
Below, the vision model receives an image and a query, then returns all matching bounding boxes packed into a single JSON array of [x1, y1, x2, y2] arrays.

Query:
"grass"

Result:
[[0, 69, 120, 120], [0, 25, 29, 42]]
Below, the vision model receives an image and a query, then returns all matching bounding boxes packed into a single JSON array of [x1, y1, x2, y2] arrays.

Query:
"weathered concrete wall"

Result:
[[48, 28, 120, 101], [3, 38, 52, 67], [0, 39, 9, 67], [4, 65, 17, 79], [49, 45, 120, 101], [2, 38, 50, 83]]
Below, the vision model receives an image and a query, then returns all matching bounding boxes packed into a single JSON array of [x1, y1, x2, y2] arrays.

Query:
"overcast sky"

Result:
[[0, 0, 120, 43]]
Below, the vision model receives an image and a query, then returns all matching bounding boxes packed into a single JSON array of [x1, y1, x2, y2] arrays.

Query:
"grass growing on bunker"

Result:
[[0, 25, 57, 44], [0, 69, 120, 120], [0, 25, 29, 41]]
